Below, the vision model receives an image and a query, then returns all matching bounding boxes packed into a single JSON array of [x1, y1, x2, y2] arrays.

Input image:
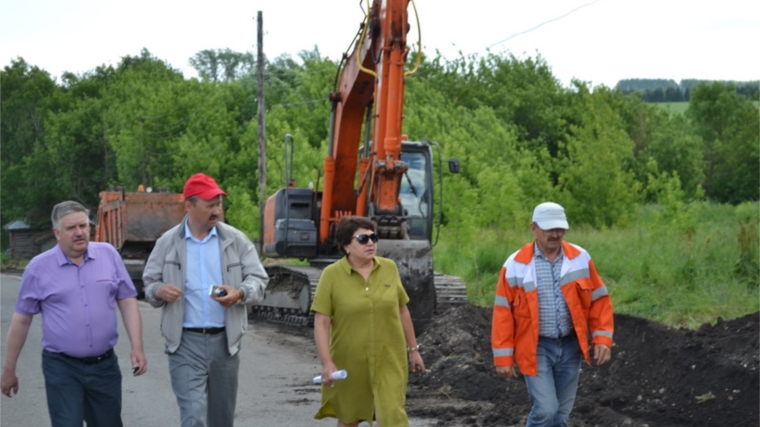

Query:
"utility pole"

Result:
[[256, 10, 266, 254]]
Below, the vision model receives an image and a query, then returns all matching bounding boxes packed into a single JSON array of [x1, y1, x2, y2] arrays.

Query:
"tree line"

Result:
[[616, 78, 759, 102], [1, 48, 758, 244]]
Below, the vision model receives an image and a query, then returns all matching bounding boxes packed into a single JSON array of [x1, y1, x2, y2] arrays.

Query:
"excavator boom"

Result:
[[321, 0, 411, 239]]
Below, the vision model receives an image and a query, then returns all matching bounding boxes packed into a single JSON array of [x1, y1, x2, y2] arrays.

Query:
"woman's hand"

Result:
[[314, 313, 338, 387], [320, 363, 339, 387], [409, 350, 425, 374]]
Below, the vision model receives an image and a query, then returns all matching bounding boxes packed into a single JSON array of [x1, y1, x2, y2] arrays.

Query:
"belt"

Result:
[[61, 348, 114, 365], [540, 331, 577, 342], [183, 327, 226, 335]]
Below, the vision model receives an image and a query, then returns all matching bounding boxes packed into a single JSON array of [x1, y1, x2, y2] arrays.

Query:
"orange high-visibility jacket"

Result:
[[491, 241, 614, 376]]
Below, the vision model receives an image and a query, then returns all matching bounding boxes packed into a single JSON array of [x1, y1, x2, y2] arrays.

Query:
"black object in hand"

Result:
[[211, 287, 228, 297]]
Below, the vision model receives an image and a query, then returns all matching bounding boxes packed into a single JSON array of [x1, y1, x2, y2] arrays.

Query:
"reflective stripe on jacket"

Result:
[[491, 240, 614, 376]]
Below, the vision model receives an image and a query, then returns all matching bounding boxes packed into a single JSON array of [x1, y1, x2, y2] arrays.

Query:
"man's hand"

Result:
[[157, 284, 183, 302], [2, 313, 33, 398], [1, 369, 19, 397], [496, 365, 518, 378], [130, 350, 148, 376], [593, 344, 612, 366], [211, 285, 243, 308]]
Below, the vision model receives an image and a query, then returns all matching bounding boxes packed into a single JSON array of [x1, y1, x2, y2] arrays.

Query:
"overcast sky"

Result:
[[1, 0, 758, 88]]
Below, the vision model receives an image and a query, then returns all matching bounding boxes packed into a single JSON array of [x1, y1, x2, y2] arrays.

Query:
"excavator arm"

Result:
[[320, 0, 411, 242]]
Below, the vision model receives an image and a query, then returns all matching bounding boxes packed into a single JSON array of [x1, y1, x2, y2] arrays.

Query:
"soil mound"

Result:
[[408, 304, 759, 427]]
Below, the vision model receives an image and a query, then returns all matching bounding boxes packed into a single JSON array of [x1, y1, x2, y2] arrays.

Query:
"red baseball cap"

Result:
[[182, 173, 227, 200]]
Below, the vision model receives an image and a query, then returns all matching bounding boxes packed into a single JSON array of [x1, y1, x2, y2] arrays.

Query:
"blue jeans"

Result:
[[42, 350, 123, 427], [523, 335, 582, 427]]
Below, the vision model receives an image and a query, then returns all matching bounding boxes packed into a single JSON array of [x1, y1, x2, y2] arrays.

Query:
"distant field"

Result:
[[658, 102, 689, 113], [656, 100, 759, 114]]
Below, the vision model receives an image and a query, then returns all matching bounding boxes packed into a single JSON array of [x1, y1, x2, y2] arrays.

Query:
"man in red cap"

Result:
[[143, 173, 269, 427], [491, 202, 614, 427]]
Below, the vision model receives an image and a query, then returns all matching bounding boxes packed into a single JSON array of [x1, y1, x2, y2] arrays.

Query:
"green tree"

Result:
[[557, 85, 640, 227], [0, 58, 64, 226], [103, 50, 198, 189], [6, 47, 755, 249], [44, 95, 115, 204], [190, 49, 255, 82], [267, 50, 333, 150], [641, 113, 705, 200], [429, 53, 569, 156], [687, 82, 760, 203]]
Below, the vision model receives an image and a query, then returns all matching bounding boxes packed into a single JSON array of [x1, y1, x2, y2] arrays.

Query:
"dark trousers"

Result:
[[42, 350, 123, 427]]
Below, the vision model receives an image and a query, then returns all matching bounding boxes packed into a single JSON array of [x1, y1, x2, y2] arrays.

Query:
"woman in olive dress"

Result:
[[312, 216, 425, 427]]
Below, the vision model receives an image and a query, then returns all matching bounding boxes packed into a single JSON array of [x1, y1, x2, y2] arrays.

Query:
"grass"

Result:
[[434, 201, 760, 329], [0, 253, 28, 271]]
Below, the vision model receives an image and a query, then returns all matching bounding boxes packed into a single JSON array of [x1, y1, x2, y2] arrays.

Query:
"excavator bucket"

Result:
[[377, 239, 436, 335]]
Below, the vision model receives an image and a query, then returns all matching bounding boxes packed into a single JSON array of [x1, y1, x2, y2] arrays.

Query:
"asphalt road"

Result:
[[0, 273, 442, 426]]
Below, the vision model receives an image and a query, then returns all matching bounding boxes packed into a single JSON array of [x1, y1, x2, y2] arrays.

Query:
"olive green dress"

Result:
[[311, 256, 410, 426]]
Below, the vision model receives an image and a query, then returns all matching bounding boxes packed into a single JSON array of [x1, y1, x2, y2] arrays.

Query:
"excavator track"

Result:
[[433, 272, 469, 310], [250, 265, 468, 330], [250, 265, 321, 327]]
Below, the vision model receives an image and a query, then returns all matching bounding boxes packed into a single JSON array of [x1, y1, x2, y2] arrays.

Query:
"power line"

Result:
[[270, 98, 329, 108], [487, 0, 603, 50]]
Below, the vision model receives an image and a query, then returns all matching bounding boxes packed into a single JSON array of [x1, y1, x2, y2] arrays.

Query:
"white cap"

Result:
[[532, 202, 569, 230]]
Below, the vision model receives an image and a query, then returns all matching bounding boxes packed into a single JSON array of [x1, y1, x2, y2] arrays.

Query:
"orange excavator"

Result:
[[259, 0, 462, 334]]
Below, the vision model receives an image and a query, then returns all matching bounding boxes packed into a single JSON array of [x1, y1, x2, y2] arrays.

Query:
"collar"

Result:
[[183, 219, 218, 242], [54, 244, 92, 266], [337, 255, 378, 275], [515, 240, 581, 264], [533, 241, 564, 262]]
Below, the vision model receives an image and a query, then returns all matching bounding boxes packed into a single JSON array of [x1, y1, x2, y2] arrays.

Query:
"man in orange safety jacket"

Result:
[[491, 202, 614, 427]]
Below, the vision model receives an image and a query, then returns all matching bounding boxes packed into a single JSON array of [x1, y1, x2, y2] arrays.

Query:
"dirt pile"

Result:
[[407, 304, 759, 427]]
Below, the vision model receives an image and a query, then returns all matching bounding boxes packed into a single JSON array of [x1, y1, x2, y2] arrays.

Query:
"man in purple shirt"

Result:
[[1, 200, 148, 427]]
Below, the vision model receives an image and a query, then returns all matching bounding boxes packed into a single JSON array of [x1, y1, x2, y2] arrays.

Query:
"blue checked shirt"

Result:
[[534, 242, 573, 338]]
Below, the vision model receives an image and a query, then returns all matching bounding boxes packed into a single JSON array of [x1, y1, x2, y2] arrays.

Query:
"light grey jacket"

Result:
[[143, 216, 269, 355]]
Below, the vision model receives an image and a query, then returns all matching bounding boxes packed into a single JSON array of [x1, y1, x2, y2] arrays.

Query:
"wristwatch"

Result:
[[236, 290, 246, 305]]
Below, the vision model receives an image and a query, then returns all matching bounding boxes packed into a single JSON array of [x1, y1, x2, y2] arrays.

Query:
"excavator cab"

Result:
[[262, 140, 443, 258], [399, 144, 433, 240]]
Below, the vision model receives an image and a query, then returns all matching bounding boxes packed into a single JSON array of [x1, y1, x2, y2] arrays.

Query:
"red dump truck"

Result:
[[94, 187, 185, 297]]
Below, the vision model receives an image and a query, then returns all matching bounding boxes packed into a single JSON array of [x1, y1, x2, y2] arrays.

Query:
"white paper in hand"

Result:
[[313, 369, 348, 384]]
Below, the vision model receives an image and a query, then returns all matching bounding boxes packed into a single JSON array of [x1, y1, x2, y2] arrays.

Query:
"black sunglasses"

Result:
[[353, 233, 379, 245]]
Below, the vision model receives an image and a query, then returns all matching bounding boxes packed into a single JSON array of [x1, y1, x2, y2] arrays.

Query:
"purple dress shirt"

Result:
[[14, 242, 137, 358]]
